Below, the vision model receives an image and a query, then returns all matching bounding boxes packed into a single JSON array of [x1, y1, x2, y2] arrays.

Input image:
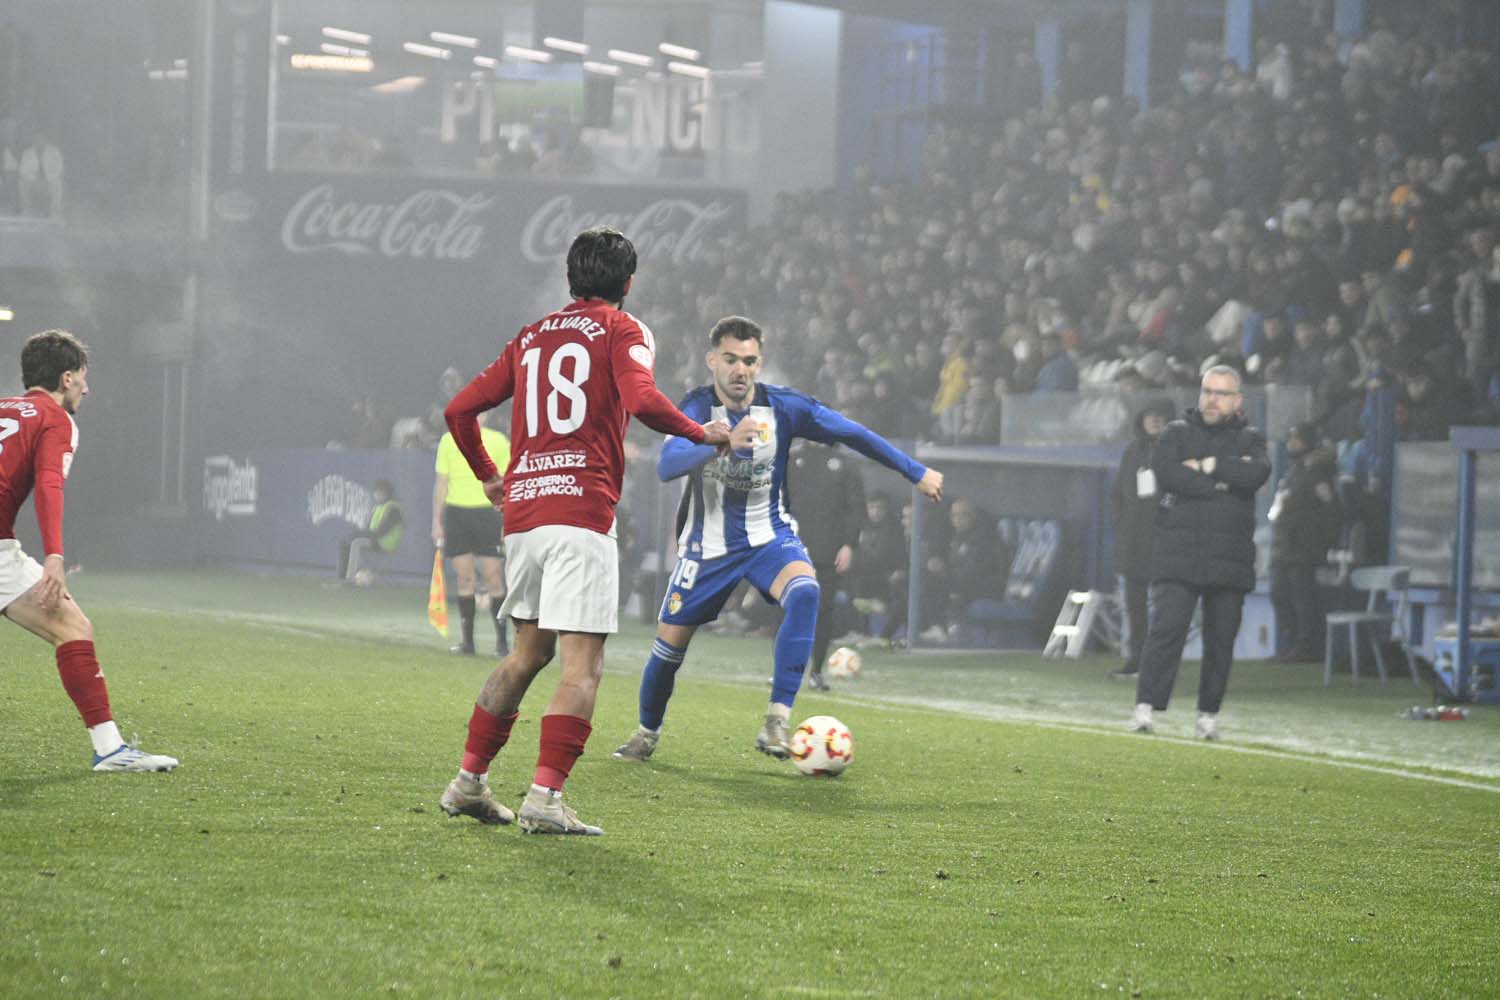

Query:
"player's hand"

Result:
[[482, 475, 505, 509], [728, 417, 760, 453], [1182, 458, 1200, 471], [37, 556, 68, 612], [834, 544, 853, 574], [700, 419, 731, 448], [917, 468, 944, 503]]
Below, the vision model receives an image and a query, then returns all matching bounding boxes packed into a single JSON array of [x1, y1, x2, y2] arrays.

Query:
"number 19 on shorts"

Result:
[[670, 559, 700, 590]]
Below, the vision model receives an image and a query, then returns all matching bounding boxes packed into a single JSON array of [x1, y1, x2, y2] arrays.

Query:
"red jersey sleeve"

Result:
[[444, 343, 517, 483], [611, 318, 705, 443], [32, 411, 73, 557]]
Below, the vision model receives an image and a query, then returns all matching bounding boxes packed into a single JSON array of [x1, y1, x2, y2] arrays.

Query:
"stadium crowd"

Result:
[[625, 10, 1500, 459]]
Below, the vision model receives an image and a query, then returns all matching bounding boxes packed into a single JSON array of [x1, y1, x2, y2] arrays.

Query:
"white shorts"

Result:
[[500, 524, 618, 634], [0, 539, 44, 612]]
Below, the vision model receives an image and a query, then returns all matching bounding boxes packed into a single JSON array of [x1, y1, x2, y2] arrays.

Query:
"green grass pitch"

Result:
[[1, 571, 1497, 997]]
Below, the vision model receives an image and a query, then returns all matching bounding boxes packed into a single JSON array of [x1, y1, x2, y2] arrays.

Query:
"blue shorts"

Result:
[[659, 535, 812, 626]]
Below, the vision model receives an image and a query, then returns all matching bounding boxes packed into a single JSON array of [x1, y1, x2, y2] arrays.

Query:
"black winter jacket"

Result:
[[1111, 401, 1175, 580], [1149, 409, 1271, 592], [789, 445, 866, 566]]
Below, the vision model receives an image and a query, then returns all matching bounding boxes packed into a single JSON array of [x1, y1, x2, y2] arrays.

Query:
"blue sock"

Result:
[[771, 576, 820, 707], [639, 638, 687, 730]]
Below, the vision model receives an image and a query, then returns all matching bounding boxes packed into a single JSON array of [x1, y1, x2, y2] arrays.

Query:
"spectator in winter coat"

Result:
[[1268, 424, 1342, 662], [1109, 398, 1176, 679]]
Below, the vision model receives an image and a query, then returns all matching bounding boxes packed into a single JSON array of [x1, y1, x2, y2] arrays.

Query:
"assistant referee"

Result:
[[433, 411, 510, 656]]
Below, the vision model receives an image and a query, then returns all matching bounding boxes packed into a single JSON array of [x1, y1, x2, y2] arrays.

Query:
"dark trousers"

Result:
[[810, 560, 838, 676], [337, 531, 376, 578], [1270, 563, 1320, 656], [1135, 579, 1244, 714], [1122, 575, 1149, 671]]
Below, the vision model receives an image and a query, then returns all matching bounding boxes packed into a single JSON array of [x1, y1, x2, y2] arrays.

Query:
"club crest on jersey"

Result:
[[756, 421, 772, 445], [667, 592, 683, 615]]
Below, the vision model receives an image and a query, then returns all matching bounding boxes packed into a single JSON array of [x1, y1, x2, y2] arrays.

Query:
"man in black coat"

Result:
[[1268, 423, 1342, 662], [1109, 398, 1176, 679], [788, 442, 865, 690], [1131, 366, 1271, 740]]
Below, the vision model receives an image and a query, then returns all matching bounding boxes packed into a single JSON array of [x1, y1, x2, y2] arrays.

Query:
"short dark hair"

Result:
[[709, 316, 763, 346], [22, 329, 88, 391], [566, 227, 636, 303]]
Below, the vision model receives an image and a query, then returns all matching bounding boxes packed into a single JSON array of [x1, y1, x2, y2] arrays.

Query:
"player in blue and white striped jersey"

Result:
[[612, 316, 943, 762]]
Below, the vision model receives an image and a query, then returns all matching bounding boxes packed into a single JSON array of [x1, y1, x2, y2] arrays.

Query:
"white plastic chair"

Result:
[[1324, 565, 1420, 686]]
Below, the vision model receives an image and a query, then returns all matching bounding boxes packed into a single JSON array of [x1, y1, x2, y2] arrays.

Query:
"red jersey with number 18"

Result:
[[445, 298, 705, 536], [0, 390, 77, 556]]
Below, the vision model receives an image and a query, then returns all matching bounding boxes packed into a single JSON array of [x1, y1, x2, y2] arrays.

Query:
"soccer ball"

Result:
[[825, 645, 863, 680], [790, 715, 854, 776], [352, 569, 374, 587]]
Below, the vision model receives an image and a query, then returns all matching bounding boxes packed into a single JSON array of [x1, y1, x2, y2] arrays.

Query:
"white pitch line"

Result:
[[1031, 720, 1500, 794]]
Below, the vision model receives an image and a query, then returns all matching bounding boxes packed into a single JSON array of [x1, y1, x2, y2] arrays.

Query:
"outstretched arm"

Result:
[[801, 400, 927, 484]]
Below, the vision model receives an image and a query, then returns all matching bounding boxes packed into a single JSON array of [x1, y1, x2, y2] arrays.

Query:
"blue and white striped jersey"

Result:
[[660, 383, 926, 561]]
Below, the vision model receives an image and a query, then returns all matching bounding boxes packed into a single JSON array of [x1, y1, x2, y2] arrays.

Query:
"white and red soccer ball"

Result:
[[790, 715, 854, 776], [825, 646, 862, 680]]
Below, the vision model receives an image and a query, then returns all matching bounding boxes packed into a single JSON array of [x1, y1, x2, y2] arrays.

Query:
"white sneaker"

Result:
[[918, 625, 948, 644], [1130, 703, 1154, 733], [93, 744, 179, 772], [440, 776, 516, 825], [1194, 713, 1220, 741], [518, 787, 603, 836], [611, 726, 659, 762], [755, 714, 791, 759]]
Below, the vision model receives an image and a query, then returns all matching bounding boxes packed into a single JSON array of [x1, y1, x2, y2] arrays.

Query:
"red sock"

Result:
[[533, 714, 592, 791], [460, 705, 517, 776], [56, 640, 112, 728]]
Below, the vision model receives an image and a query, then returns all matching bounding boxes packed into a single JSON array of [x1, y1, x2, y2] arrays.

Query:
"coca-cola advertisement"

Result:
[[242, 173, 744, 273], [196, 173, 746, 453]]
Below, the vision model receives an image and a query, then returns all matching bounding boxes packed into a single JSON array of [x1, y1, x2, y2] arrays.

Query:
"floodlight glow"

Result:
[[667, 61, 709, 79], [543, 37, 589, 55], [0, 307, 14, 322], [403, 42, 452, 60], [430, 31, 479, 48], [582, 60, 620, 76], [472, 55, 498, 68], [290, 53, 374, 72], [322, 27, 371, 45], [321, 43, 368, 57], [504, 45, 553, 63], [658, 42, 700, 61], [371, 75, 426, 94], [607, 48, 653, 67]]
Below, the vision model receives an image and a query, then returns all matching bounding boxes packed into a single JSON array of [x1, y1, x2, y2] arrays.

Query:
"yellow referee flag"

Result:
[[427, 550, 449, 638]]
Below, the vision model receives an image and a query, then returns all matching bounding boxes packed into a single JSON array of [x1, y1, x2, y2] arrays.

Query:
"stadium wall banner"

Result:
[[226, 173, 746, 273], [210, 0, 272, 193], [198, 448, 437, 575]]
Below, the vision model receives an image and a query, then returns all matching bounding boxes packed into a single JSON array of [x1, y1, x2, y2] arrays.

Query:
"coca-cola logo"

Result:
[[520, 194, 733, 266], [281, 183, 491, 261]]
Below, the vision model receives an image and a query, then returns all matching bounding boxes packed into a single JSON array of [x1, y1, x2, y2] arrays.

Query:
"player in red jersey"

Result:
[[437, 227, 729, 835], [0, 330, 177, 771]]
